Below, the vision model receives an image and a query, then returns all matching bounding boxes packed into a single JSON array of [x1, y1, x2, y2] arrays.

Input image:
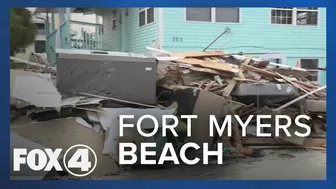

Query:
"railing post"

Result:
[[45, 10, 52, 63], [51, 12, 55, 32]]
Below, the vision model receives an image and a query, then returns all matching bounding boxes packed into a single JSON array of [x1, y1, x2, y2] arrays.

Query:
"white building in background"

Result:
[[15, 8, 99, 61], [14, 14, 46, 61]]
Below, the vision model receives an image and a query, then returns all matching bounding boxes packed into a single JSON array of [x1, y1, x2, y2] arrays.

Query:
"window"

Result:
[[215, 8, 240, 23], [112, 10, 117, 30], [271, 7, 318, 26], [271, 8, 293, 25], [34, 41, 46, 53], [186, 8, 211, 22], [296, 8, 318, 25], [15, 48, 26, 53], [139, 8, 154, 27], [185, 8, 240, 23], [36, 23, 45, 35], [300, 59, 319, 82]]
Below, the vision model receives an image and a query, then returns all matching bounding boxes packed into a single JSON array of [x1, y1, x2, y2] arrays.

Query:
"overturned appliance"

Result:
[[231, 83, 299, 105], [56, 51, 158, 105]]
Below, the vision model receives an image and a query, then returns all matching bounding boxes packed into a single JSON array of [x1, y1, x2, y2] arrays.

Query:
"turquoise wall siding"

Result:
[[99, 8, 160, 55], [163, 8, 326, 85], [100, 9, 119, 51], [97, 8, 326, 85], [127, 8, 160, 55]]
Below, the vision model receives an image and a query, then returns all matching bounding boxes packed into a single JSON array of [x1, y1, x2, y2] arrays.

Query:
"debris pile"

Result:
[[10, 48, 326, 179], [154, 49, 326, 150]]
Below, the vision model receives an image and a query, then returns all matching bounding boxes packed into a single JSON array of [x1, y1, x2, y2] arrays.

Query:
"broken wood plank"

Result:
[[237, 57, 251, 79], [295, 83, 322, 94], [233, 54, 307, 71], [241, 64, 277, 77], [211, 57, 223, 63], [209, 84, 227, 92], [214, 75, 223, 86], [293, 80, 319, 89], [169, 51, 227, 58], [246, 70, 262, 80], [204, 81, 217, 91], [188, 66, 233, 77], [274, 77, 298, 83], [273, 85, 326, 111], [177, 58, 239, 74], [222, 78, 238, 97], [270, 68, 309, 77], [276, 72, 317, 97]]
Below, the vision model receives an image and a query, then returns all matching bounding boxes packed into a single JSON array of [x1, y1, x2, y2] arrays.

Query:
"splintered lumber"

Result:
[[177, 58, 239, 74], [241, 64, 277, 77], [246, 70, 262, 80], [271, 68, 308, 77], [293, 80, 319, 89], [204, 81, 217, 91], [222, 78, 238, 97], [237, 57, 252, 79], [273, 85, 326, 111], [169, 51, 227, 58], [188, 67, 233, 77], [232, 54, 307, 71], [275, 72, 316, 97], [214, 75, 223, 86]]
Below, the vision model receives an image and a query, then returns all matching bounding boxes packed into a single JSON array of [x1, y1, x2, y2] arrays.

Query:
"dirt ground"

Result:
[[100, 148, 326, 180]]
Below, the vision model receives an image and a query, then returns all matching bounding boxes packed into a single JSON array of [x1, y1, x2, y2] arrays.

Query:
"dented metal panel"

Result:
[[231, 83, 299, 105], [56, 53, 157, 105]]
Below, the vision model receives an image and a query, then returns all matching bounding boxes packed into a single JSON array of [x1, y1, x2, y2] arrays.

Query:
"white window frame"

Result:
[[184, 8, 241, 24], [112, 10, 117, 30], [139, 8, 155, 27], [270, 7, 319, 26], [300, 58, 319, 83], [16, 48, 26, 54]]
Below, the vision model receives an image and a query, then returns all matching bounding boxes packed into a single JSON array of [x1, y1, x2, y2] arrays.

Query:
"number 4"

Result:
[[67, 149, 92, 171]]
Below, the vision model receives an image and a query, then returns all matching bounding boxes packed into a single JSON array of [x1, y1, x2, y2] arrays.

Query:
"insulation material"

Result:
[[10, 69, 51, 97], [13, 75, 62, 108], [101, 106, 177, 160]]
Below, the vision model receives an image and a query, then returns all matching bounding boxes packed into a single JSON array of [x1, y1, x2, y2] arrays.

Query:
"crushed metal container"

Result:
[[56, 52, 157, 105], [231, 83, 299, 105]]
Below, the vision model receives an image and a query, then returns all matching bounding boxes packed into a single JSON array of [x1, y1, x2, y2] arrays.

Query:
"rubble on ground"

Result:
[[9, 48, 326, 179]]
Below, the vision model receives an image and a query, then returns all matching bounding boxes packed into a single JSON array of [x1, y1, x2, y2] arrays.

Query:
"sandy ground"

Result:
[[100, 148, 326, 180]]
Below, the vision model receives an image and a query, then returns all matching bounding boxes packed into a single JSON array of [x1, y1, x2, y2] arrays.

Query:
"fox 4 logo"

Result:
[[13, 144, 97, 177]]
